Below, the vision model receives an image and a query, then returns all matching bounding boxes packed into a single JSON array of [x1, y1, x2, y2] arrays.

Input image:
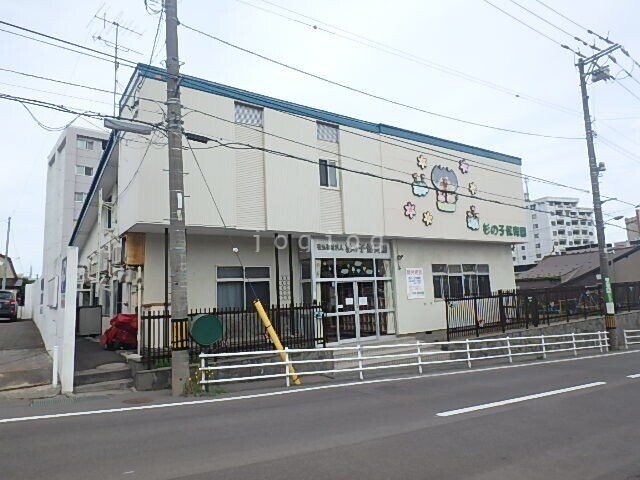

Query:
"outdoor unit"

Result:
[[77, 305, 102, 336]]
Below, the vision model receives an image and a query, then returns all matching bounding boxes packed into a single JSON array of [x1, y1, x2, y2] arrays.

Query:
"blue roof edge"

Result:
[[135, 64, 522, 166]]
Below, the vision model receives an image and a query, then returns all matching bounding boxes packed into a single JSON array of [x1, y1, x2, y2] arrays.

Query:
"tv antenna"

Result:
[[89, 6, 143, 116]]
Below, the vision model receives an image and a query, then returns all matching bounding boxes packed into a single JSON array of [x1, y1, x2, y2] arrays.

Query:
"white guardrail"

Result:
[[199, 331, 610, 387], [624, 329, 640, 349]]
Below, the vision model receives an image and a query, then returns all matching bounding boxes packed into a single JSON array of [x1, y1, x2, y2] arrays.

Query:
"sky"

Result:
[[1, 0, 639, 276]]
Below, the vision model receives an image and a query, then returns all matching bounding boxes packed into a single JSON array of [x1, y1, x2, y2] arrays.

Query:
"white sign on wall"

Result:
[[406, 268, 425, 299]]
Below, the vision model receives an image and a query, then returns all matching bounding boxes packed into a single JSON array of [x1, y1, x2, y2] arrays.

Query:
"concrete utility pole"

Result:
[[577, 45, 620, 347], [165, 0, 190, 395], [2, 217, 10, 290]]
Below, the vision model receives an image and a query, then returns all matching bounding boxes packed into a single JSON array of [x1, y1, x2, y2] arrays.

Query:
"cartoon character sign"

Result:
[[431, 165, 459, 213], [466, 205, 480, 230], [411, 173, 429, 197]]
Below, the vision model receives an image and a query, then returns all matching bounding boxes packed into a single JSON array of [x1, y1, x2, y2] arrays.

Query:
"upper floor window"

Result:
[[74, 192, 87, 203], [319, 159, 338, 188], [234, 103, 263, 127], [77, 137, 94, 150], [76, 165, 93, 176], [317, 122, 339, 143]]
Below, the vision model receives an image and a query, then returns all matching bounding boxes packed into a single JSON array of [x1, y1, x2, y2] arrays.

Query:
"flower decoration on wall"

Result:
[[466, 205, 480, 231], [468, 182, 478, 196], [431, 165, 459, 213], [458, 159, 470, 174], [422, 211, 434, 226], [403, 201, 417, 219], [416, 154, 428, 170], [411, 173, 429, 197]]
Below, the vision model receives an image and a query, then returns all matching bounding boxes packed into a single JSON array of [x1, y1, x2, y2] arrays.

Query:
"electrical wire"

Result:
[[233, 0, 580, 116], [180, 22, 584, 140], [480, 0, 584, 57], [0, 21, 137, 68], [181, 102, 633, 208]]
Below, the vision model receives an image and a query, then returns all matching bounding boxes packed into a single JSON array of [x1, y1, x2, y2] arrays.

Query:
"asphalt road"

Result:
[[1, 351, 639, 480]]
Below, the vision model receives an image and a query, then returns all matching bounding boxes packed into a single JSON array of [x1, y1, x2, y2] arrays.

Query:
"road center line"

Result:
[[627, 374, 640, 379], [436, 382, 606, 417]]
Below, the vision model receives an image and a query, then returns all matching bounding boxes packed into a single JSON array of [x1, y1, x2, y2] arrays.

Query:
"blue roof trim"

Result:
[[69, 130, 118, 246], [135, 64, 522, 165]]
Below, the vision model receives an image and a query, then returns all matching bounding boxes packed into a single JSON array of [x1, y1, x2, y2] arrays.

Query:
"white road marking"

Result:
[[0, 350, 636, 425], [436, 381, 606, 417], [627, 374, 640, 378]]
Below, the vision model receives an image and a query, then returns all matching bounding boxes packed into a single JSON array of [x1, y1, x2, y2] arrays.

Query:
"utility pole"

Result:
[[2, 217, 10, 290], [164, 0, 190, 395], [577, 44, 620, 347]]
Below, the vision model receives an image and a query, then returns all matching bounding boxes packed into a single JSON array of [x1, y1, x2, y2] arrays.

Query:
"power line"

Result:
[[0, 20, 138, 67], [481, 0, 584, 57], [233, 0, 580, 116], [181, 101, 633, 208], [180, 22, 584, 140]]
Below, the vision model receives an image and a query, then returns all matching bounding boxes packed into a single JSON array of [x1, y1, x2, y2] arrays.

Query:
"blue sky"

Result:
[[1, 0, 639, 274]]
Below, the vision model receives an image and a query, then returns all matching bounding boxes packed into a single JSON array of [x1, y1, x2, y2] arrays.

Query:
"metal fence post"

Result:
[[506, 336, 513, 364], [473, 297, 479, 337], [285, 347, 291, 387], [498, 290, 506, 333], [466, 339, 472, 368], [357, 344, 364, 381], [541, 334, 547, 359], [572, 332, 578, 356], [417, 340, 423, 374]]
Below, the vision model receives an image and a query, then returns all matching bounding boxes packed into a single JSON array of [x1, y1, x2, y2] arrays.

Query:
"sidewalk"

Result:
[[0, 319, 52, 392]]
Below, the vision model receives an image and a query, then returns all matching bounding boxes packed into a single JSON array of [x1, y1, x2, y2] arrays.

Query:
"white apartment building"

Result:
[[66, 64, 526, 343], [513, 196, 595, 266], [626, 208, 640, 242], [34, 126, 108, 351]]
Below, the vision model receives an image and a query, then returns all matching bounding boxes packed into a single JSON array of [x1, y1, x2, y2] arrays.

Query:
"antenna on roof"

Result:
[[88, 9, 143, 116]]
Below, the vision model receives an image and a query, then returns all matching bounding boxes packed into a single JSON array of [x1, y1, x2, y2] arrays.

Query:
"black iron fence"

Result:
[[446, 281, 640, 340], [140, 303, 325, 368]]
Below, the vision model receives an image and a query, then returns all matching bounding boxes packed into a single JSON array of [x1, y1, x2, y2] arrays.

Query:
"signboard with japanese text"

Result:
[[406, 268, 425, 299]]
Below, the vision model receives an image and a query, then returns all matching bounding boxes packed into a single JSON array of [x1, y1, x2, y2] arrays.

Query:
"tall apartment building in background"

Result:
[[626, 208, 640, 242], [513, 197, 595, 266], [39, 127, 108, 320]]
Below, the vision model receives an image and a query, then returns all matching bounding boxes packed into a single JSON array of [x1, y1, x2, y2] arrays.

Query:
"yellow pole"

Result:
[[254, 300, 301, 385]]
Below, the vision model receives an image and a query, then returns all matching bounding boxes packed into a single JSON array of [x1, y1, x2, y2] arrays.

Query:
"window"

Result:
[[432, 264, 490, 299], [216, 266, 270, 309], [536, 254, 542, 259], [552, 231, 557, 236], [521, 245, 526, 250], [551, 221, 556, 226], [559, 240, 566, 245], [573, 230, 579, 235], [531, 214, 537, 219], [533, 224, 538, 229], [535, 243, 541, 248], [558, 229, 566, 235], [521, 256, 526, 260], [317, 122, 339, 142], [582, 229, 588, 235], [76, 137, 94, 150], [74, 192, 86, 203], [234, 103, 263, 127], [557, 220, 564, 225], [319, 159, 338, 187], [76, 165, 93, 176], [534, 233, 539, 239]]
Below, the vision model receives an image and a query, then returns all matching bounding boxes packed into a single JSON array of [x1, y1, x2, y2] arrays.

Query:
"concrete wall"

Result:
[[394, 239, 515, 333], [120, 77, 526, 243]]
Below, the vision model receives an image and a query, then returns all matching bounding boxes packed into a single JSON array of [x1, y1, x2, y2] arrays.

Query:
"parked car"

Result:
[[0, 290, 17, 321]]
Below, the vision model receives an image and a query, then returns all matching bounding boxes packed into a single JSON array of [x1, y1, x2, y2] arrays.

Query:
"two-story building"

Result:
[[70, 64, 527, 342]]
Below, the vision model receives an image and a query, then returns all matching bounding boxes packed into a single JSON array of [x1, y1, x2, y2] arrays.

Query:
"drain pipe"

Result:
[[136, 266, 143, 356], [52, 345, 59, 386]]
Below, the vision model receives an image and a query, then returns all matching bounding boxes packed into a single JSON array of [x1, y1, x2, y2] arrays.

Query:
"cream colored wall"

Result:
[[394, 238, 516, 333], [142, 233, 302, 310], [124, 78, 525, 244]]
